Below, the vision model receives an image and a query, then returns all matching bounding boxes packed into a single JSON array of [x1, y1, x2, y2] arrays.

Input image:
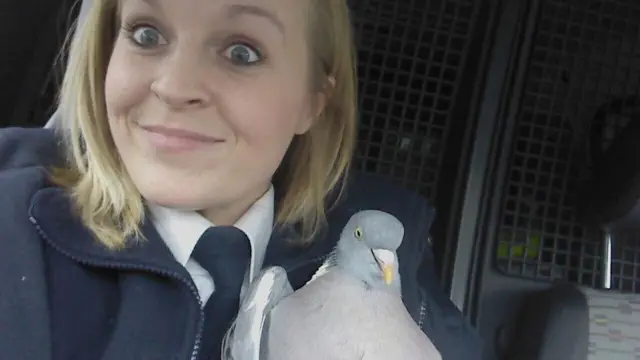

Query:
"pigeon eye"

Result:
[[354, 227, 363, 240]]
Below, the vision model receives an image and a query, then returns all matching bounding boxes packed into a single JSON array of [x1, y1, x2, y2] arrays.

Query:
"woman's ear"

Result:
[[316, 76, 336, 118], [295, 76, 336, 135]]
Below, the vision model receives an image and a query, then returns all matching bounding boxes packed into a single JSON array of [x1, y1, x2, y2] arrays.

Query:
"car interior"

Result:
[[3, 0, 640, 359]]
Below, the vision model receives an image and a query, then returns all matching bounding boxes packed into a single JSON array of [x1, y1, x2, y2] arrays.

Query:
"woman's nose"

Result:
[[150, 53, 211, 110]]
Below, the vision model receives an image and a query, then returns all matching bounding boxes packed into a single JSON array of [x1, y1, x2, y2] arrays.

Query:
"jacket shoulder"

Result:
[[0, 127, 62, 171], [341, 171, 435, 229], [0, 166, 52, 208]]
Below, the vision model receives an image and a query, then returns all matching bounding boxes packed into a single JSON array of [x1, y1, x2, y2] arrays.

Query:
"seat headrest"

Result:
[[44, 0, 93, 129], [507, 283, 640, 359]]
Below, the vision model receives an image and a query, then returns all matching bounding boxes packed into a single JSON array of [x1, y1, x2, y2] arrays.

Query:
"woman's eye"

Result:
[[130, 26, 166, 48], [222, 43, 262, 65]]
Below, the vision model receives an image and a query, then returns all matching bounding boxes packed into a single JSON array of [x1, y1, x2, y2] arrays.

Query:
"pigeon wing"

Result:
[[222, 266, 293, 360]]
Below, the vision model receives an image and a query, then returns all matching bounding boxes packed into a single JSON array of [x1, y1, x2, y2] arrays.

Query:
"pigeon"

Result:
[[222, 210, 442, 360]]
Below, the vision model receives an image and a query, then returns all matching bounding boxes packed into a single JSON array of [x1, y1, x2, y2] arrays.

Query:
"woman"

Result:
[[0, 0, 483, 359]]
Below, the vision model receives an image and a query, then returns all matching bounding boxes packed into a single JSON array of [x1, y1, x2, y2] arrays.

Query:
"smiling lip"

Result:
[[139, 125, 224, 151], [140, 125, 223, 143]]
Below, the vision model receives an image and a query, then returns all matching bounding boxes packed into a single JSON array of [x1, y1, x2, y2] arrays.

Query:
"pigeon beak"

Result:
[[382, 265, 394, 286], [372, 249, 396, 285]]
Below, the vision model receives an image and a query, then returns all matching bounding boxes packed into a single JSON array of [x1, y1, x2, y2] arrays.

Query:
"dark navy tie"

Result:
[[192, 226, 251, 360]]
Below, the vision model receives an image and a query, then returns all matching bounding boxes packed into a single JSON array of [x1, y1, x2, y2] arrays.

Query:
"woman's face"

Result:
[[105, 0, 320, 224]]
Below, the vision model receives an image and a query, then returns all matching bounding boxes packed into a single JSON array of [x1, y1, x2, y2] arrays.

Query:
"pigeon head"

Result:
[[334, 210, 404, 291]]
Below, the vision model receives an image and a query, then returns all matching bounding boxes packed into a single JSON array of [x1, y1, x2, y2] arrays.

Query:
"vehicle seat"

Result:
[[506, 282, 640, 360]]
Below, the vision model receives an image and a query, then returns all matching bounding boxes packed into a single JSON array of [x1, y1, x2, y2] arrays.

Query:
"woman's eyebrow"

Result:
[[225, 4, 285, 36], [131, 1, 285, 37]]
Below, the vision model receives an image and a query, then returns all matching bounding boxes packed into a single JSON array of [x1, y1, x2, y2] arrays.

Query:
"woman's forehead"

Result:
[[117, 0, 308, 30]]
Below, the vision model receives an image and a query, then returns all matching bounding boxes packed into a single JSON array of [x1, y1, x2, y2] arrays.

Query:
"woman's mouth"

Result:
[[139, 124, 225, 151]]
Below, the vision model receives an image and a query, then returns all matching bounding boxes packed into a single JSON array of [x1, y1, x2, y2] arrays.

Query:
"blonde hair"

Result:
[[54, 0, 357, 249]]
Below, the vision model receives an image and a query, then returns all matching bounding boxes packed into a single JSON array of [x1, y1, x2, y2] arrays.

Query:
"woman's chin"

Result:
[[138, 182, 220, 212]]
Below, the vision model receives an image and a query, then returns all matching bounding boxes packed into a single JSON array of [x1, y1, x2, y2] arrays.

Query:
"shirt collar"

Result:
[[148, 186, 275, 280]]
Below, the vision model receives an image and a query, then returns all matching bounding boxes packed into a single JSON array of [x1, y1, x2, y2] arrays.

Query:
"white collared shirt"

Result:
[[149, 186, 275, 305]]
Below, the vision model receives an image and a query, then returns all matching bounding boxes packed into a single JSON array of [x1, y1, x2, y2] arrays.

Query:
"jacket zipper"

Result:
[[30, 217, 205, 360], [418, 237, 433, 331], [418, 298, 427, 330]]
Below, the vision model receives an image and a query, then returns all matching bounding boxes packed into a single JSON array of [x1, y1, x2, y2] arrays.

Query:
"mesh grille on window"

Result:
[[350, 0, 481, 200], [495, 0, 640, 292]]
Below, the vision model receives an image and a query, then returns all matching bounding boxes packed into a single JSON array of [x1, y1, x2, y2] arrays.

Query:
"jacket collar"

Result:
[[28, 186, 338, 279]]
